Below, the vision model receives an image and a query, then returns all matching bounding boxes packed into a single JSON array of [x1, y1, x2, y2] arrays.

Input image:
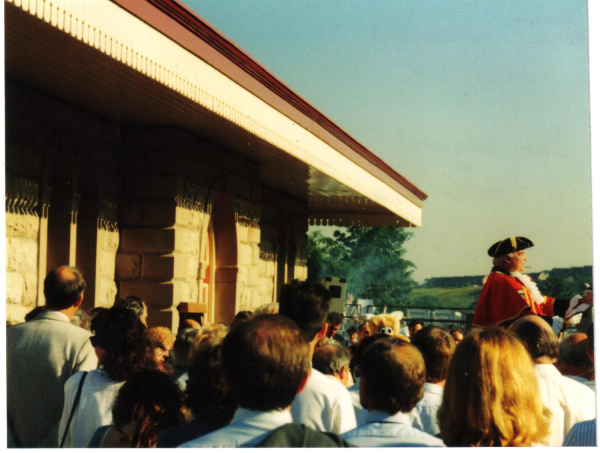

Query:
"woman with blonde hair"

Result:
[[438, 327, 551, 447]]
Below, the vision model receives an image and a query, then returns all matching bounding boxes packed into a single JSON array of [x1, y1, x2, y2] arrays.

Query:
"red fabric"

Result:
[[473, 272, 555, 328]]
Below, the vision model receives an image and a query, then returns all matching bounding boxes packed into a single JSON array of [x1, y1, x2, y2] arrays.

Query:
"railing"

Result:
[[340, 303, 477, 332]]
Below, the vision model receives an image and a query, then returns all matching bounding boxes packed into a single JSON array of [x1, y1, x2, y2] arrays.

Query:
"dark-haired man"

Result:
[[180, 314, 310, 447], [326, 311, 344, 341], [408, 319, 424, 338], [7, 266, 97, 447], [279, 280, 357, 434], [509, 315, 595, 446], [410, 325, 455, 436], [341, 337, 444, 447]]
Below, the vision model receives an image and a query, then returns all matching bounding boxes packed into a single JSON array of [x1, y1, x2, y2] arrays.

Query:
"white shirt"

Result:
[[534, 363, 596, 446], [341, 410, 445, 447], [58, 369, 124, 447], [179, 408, 292, 448], [291, 368, 357, 434], [412, 382, 443, 436], [347, 378, 367, 426], [175, 372, 189, 391]]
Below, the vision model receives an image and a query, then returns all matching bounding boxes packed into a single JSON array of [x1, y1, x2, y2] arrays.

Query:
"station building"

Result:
[[5, 0, 427, 329]]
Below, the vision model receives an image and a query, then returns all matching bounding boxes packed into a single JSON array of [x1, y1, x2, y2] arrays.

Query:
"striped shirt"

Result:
[[563, 419, 596, 447]]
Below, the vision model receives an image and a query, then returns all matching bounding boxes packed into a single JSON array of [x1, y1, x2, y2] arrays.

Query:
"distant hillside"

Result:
[[405, 286, 482, 309]]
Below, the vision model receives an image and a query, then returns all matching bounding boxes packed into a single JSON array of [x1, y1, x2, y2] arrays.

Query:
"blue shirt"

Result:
[[412, 382, 443, 436], [179, 408, 293, 448], [563, 419, 596, 447], [341, 410, 445, 447]]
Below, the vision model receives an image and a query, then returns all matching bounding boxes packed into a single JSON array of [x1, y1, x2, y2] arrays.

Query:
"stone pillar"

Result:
[[76, 200, 119, 310], [37, 187, 51, 305], [5, 177, 41, 322], [292, 214, 309, 280], [116, 177, 205, 330], [46, 192, 80, 271], [234, 199, 263, 312]]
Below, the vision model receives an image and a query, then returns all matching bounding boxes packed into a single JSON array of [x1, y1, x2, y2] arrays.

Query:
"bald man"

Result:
[[7, 266, 97, 447], [509, 316, 595, 446], [556, 333, 594, 383]]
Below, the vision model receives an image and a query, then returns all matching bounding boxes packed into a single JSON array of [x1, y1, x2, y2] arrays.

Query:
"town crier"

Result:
[[472, 236, 592, 331]]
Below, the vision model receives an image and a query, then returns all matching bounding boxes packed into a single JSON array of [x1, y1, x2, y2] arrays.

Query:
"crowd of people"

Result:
[[6, 264, 597, 447]]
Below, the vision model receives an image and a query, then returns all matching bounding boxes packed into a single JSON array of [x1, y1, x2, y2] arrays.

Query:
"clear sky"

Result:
[[184, 0, 592, 282]]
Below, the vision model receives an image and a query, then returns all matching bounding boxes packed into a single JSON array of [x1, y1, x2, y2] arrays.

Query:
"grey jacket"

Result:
[[7, 310, 97, 447]]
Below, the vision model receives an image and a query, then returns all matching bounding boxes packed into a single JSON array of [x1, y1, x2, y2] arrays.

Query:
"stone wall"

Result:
[[5, 82, 312, 327], [6, 210, 40, 322]]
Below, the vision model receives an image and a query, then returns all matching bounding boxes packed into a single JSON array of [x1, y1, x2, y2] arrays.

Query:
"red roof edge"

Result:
[[112, 0, 427, 201]]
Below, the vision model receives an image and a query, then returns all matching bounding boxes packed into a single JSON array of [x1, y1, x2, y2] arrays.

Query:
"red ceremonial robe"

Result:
[[472, 269, 555, 328]]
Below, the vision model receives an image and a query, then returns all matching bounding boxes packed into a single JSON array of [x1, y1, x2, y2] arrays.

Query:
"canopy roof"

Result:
[[5, 0, 427, 227]]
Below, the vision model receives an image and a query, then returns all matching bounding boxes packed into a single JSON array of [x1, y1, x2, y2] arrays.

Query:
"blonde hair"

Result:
[[438, 327, 550, 447], [189, 323, 229, 361], [147, 327, 175, 350]]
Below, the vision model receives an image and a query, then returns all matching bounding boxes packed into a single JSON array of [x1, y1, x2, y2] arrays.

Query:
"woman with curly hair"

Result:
[[58, 306, 148, 447], [88, 369, 186, 447], [438, 327, 551, 447]]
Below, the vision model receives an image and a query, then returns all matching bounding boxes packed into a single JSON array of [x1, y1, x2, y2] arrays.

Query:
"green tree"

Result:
[[308, 226, 415, 304]]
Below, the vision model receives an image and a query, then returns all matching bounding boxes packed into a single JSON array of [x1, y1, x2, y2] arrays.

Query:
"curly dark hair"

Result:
[[186, 336, 236, 430], [91, 306, 148, 382], [112, 369, 185, 447], [114, 295, 146, 319]]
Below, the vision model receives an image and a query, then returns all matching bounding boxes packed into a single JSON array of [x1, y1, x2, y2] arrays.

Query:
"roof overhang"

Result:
[[5, 0, 427, 227]]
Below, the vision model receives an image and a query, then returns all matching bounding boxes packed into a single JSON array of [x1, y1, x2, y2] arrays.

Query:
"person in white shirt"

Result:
[[279, 280, 357, 434], [58, 306, 148, 447], [313, 341, 353, 387], [180, 314, 311, 448], [509, 316, 596, 446], [342, 337, 444, 447], [410, 325, 456, 436]]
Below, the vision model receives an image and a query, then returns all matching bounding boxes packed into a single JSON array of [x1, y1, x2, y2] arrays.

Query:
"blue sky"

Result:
[[184, 0, 592, 282]]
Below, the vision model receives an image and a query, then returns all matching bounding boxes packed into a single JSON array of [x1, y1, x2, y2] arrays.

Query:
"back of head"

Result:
[[112, 369, 185, 447], [279, 280, 332, 342], [91, 306, 148, 381], [509, 316, 559, 362], [313, 342, 350, 376], [438, 327, 550, 447], [172, 328, 198, 370], [559, 333, 593, 367], [411, 325, 456, 383], [360, 337, 425, 414], [222, 314, 310, 411], [186, 331, 236, 428], [189, 323, 229, 360], [43, 266, 86, 310], [352, 332, 390, 377], [114, 296, 146, 320]]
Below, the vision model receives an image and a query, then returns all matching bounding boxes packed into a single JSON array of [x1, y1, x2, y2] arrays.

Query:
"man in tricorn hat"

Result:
[[472, 236, 592, 331]]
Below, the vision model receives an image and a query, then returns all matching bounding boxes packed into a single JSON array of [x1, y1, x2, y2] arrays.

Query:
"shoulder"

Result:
[[302, 369, 352, 402]]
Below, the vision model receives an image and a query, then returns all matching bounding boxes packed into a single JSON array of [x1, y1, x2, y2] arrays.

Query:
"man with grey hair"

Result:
[[313, 342, 353, 387], [509, 315, 595, 446]]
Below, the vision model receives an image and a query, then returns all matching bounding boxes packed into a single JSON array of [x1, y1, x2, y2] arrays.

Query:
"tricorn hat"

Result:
[[487, 236, 534, 257]]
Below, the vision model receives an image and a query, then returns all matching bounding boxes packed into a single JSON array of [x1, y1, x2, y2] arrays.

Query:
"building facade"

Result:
[[5, 0, 426, 329]]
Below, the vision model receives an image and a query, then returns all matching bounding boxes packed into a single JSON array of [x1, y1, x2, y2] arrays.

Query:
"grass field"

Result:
[[405, 286, 482, 309]]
